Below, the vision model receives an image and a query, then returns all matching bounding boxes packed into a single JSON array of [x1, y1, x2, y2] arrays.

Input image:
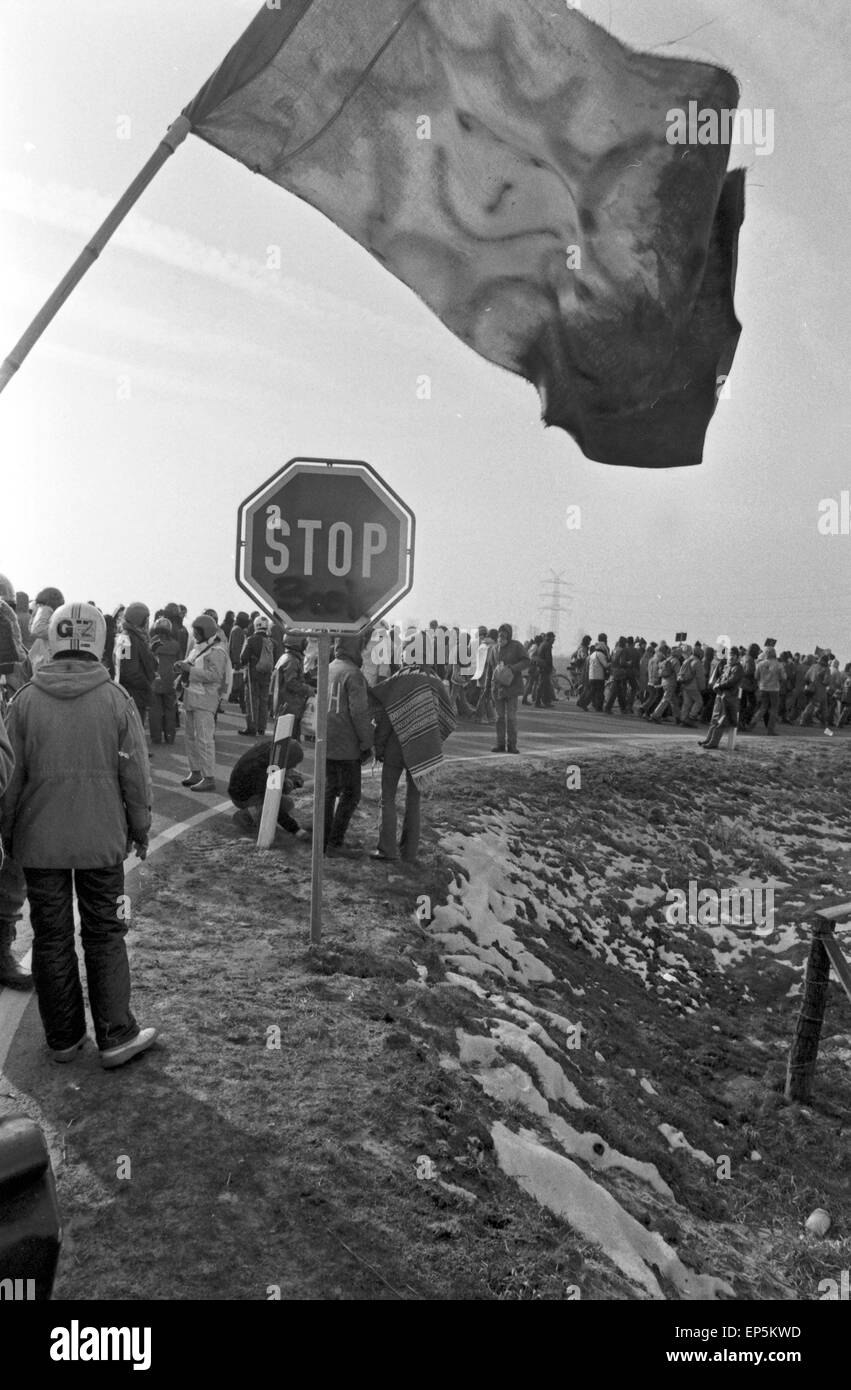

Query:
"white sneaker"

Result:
[[100, 1026, 158, 1070]]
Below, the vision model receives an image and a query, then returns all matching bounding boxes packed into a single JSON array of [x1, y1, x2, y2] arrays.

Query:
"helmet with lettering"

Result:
[[48, 602, 106, 658]]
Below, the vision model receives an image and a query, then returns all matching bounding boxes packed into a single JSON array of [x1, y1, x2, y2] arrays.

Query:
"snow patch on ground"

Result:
[[658, 1123, 715, 1168], [493, 1123, 734, 1301]]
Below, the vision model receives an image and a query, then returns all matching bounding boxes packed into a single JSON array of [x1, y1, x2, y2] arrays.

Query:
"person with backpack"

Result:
[[239, 616, 279, 738], [175, 614, 228, 791], [676, 645, 703, 728], [0, 602, 157, 1067], [148, 617, 181, 745]]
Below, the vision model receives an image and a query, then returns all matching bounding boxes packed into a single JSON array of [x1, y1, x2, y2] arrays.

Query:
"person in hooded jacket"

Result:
[[28, 586, 65, 675], [0, 603, 157, 1068], [163, 602, 189, 660], [115, 602, 158, 731], [175, 614, 228, 792], [324, 633, 374, 857], [149, 617, 180, 745], [239, 616, 280, 737]]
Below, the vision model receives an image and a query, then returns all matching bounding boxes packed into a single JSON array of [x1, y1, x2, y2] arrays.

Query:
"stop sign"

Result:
[[235, 457, 415, 631]]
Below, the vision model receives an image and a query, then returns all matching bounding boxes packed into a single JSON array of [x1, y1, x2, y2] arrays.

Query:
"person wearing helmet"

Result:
[[174, 614, 228, 791], [0, 603, 157, 1067], [238, 615, 279, 738], [270, 632, 312, 739]]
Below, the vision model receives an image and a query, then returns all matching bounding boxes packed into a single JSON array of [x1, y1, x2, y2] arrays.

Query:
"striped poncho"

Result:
[[369, 669, 456, 790]]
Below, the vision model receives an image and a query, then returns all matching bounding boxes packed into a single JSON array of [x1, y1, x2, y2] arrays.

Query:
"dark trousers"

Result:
[[378, 759, 420, 861], [24, 865, 138, 1052], [324, 760, 362, 848], [585, 678, 604, 711], [750, 690, 779, 732], [149, 691, 177, 742], [604, 676, 629, 713], [245, 670, 271, 735]]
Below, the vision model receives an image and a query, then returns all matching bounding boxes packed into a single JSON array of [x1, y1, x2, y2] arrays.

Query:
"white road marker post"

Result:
[[256, 713, 295, 849], [310, 632, 332, 944]]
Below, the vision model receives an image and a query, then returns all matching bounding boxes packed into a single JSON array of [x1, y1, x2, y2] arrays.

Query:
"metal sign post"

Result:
[[310, 632, 331, 944]]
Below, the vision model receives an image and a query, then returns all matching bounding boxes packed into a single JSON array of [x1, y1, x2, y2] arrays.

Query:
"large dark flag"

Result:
[[185, 1, 744, 468]]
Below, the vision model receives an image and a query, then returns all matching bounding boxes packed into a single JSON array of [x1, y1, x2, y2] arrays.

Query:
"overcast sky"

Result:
[[1, 0, 849, 654]]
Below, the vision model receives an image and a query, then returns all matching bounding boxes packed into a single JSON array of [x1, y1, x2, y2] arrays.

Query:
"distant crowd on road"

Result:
[[566, 634, 851, 748]]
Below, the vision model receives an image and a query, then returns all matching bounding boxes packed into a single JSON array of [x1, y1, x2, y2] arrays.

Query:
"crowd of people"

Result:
[[0, 578, 461, 1072], [1, 575, 847, 1072], [566, 633, 851, 745]]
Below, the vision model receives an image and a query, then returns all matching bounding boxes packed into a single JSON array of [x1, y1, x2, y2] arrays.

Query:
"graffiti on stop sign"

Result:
[[236, 457, 415, 631]]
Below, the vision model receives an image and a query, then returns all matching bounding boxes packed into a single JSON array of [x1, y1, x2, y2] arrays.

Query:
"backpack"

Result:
[[661, 656, 679, 679], [256, 635, 273, 675]]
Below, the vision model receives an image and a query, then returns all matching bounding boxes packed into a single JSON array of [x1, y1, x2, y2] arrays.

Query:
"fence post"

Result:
[[785, 916, 836, 1103]]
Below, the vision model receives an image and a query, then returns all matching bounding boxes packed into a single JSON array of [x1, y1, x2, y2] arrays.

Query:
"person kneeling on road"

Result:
[[228, 738, 309, 840], [0, 602, 157, 1069]]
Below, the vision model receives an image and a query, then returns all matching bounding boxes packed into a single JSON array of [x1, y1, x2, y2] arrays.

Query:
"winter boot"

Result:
[[0, 920, 33, 990]]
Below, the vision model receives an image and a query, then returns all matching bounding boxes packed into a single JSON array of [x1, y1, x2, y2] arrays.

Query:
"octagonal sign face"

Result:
[[236, 458, 415, 631]]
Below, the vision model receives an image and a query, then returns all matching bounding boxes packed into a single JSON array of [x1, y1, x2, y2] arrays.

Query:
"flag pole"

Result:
[[0, 114, 192, 396]]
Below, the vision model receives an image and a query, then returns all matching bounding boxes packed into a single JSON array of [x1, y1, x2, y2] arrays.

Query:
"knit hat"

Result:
[[191, 614, 217, 642], [36, 586, 65, 609], [124, 602, 150, 629], [48, 602, 106, 659]]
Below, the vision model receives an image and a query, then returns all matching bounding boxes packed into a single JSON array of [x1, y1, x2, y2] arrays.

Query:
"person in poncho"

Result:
[[368, 665, 456, 864]]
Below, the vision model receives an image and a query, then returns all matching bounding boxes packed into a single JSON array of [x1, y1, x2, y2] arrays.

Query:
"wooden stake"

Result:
[[309, 633, 331, 944], [785, 917, 835, 1103]]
